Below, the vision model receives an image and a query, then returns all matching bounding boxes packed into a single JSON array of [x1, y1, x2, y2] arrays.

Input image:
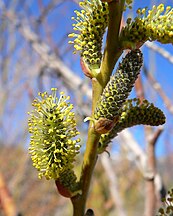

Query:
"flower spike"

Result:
[[28, 88, 81, 180], [98, 98, 166, 154], [69, 0, 109, 77], [120, 4, 173, 49], [94, 49, 143, 121], [93, 49, 143, 134]]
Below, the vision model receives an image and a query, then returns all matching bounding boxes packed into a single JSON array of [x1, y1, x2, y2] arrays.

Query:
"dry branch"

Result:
[[2, 9, 92, 100], [143, 65, 173, 116], [145, 41, 173, 65]]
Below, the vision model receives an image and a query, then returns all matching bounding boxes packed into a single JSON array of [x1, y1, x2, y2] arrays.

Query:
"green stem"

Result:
[[97, 0, 125, 89], [71, 128, 100, 216], [71, 1, 125, 215], [71, 79, 101, 216]]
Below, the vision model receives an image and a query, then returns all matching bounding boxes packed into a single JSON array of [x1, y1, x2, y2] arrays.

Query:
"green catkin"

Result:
[[28, 88, 81, 180], [120, 4, 173, 49], [68, 0, 109, 71], [98, 98, 166, 154], [94, 49, 143, 121]]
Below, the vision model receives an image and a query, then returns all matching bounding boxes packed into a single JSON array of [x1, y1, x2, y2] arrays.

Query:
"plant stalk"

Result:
[[71, 1, 125, 215]]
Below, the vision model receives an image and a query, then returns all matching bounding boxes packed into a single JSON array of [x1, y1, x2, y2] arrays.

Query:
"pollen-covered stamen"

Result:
[[28, 88, 81, 180]]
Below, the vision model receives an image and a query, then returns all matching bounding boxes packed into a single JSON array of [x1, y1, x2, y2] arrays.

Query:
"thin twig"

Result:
[[144, 127, 163, 216], [136, 63, 164, 216], [145, 41, 173, 65], [118, 130, 165, 203], [2, 10, 92, 101], [143, 65, 173, 115], [37, 0, 65, 24]]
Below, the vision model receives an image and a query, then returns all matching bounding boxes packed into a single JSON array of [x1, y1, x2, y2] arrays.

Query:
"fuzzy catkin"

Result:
[[68, 0, 109, 70], [120, 4, 173, 49], [28, 88, 80, 180]]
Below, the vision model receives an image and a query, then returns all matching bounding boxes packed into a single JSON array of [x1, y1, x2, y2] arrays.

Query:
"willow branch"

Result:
[[144, 127, 163, 216], [72, 2, 125, 215]]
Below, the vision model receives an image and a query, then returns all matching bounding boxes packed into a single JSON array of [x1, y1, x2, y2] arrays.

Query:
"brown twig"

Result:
[[135, 64, 165, 216], [145, 41, 173, 65], [144, 127, 163, 216], [135, 75, 145, 102], [36, 0, 64, 24]]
